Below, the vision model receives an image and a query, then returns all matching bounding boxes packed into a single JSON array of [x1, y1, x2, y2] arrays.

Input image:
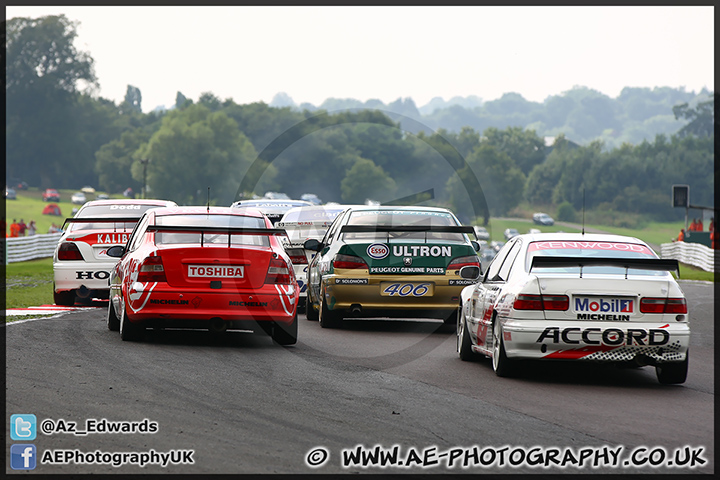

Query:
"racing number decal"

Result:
[[382, 283, 431, 297]]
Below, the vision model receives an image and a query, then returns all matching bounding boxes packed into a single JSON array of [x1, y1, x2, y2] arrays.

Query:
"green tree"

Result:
[[133, 104, 257, 205], [95, 127, 151, 194], [121, 85, 142, 114], [448, 144, 524, 220], [673, 94, 714, 137], [6, 14, 97, 187], [340, 158, 397, 204], [482, 126, 546, 175]]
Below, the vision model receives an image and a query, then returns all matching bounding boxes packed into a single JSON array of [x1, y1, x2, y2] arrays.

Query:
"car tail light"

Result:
[[137, 255, 166, 282], [265, 257, 293, 284], [286, 248, 308, 265], [332, 254, 367, 270], [640, 297, 687, 314], [447, 255, 481, 271], [58, 242, 84, 261], [513, 294, 569, 311]]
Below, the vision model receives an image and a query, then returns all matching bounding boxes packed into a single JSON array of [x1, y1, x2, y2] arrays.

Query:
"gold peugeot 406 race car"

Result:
[[303, 206, 481, 329]]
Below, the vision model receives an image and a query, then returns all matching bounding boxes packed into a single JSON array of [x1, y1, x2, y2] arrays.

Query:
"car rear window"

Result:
[[343, 210, 466, 243], [279, 208, 344, 242], [154, 214, 270, 247], [526, 240, 664, 276]]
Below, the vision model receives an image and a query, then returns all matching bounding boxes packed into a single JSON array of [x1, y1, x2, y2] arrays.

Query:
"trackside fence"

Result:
[[661, 241, 715, 273], [4, 233, 63, 264]]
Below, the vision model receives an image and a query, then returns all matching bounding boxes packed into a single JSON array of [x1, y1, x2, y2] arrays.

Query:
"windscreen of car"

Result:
[[343, 210, 466, 243], [154, 214, 270, 246], [526, 240, 664, 276], [68, 204, 167, 231], [279, 209, 344, 242]]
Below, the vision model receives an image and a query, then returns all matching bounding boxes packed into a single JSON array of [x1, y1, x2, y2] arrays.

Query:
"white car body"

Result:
[[52, 199, 177, 305], [276, 205, 348, 310], [231, 198, 313, 225], [456, 232, 690, 384]]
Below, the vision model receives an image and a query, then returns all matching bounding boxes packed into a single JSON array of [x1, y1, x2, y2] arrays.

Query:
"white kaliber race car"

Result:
[[276, 204, 350, 312], [52, 199, 177, 306], [456, 232, 690, 384]]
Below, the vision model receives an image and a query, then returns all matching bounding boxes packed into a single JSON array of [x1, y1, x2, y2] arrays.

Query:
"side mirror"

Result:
[[459, 265, 481, 281], [106, 245, 126, 258], [471, 240, 480, 252], [303, 238, 323, 252]]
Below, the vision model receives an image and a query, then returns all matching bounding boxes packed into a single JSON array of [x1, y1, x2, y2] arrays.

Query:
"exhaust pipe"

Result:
[[209, 317, 227, 333], [76, 285, 91, 298], [350, 304, 362, 317]]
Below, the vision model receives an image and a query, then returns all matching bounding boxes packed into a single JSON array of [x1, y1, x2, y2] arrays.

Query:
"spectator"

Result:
[[18, 219, 27, 236], [48, 223, 60, 234], [10, 219, 20, 237], [27, 220, 37, 236], [123, 187, 134, 198]]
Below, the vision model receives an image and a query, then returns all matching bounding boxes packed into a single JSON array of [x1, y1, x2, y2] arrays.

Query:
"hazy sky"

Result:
[[6, 6, 715, 113]]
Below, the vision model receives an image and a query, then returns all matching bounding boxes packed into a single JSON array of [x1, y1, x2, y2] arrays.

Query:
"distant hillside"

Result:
[[268, 86, 712, 149]]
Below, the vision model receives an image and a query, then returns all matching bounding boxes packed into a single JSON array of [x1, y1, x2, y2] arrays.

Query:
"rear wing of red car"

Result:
[[146, 225, 288, 247], [340, 224, 477, 242], [529, 256, 680, 278]]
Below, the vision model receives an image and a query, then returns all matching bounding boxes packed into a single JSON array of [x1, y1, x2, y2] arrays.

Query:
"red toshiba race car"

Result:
[[106, 206, 298, 344]]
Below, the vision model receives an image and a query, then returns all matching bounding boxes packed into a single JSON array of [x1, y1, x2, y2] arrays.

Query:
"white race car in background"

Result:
[[230, 198, 312, 225], [456, 233, 689, 384], [276, 204, 348, 312], [52, 199, 177, 306]]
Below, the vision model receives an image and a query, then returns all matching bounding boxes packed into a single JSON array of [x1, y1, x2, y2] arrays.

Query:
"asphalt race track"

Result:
[[5, 281, 713, 474]]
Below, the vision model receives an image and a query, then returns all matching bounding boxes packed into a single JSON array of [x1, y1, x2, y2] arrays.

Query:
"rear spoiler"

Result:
[[530, 256, 680, 279], [341, 224, 477, 243], [62, 217, 142, 230], [147, 225, 287, 247]]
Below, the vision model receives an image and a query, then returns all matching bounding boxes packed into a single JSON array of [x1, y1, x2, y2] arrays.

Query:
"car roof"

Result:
[[232, 199, 312, 206], [515, 232, 646, 245], [147, 205, 273, 220], [80, 199, 176, 207], [342, 205, 455, 213]]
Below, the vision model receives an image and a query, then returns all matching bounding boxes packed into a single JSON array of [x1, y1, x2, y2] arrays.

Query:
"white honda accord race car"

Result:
[[456, 232, 689, 384], [53, 198, 177, 306]]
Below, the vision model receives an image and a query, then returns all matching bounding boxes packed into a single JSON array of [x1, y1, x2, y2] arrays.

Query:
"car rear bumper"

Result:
[[500, 318, 690, 364], [54, 262, 115, 293], [123, 284, 298, 325], [323, 274, 468, 318]]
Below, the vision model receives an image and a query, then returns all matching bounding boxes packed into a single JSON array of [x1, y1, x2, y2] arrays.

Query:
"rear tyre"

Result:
[[319, 288, 342, 328], [271, 313, 298, 346], [106, 302, 120, 331], [53, 286, 75, 306], [305, 289, 319, 321], [492, 319, 516, 377], [457, 309, 477, 361], [656, 354, 688, 384], [120, 307, 144, 341]]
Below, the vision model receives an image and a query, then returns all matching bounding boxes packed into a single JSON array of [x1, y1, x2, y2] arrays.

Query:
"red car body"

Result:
[[107, 206, 298, 344]]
